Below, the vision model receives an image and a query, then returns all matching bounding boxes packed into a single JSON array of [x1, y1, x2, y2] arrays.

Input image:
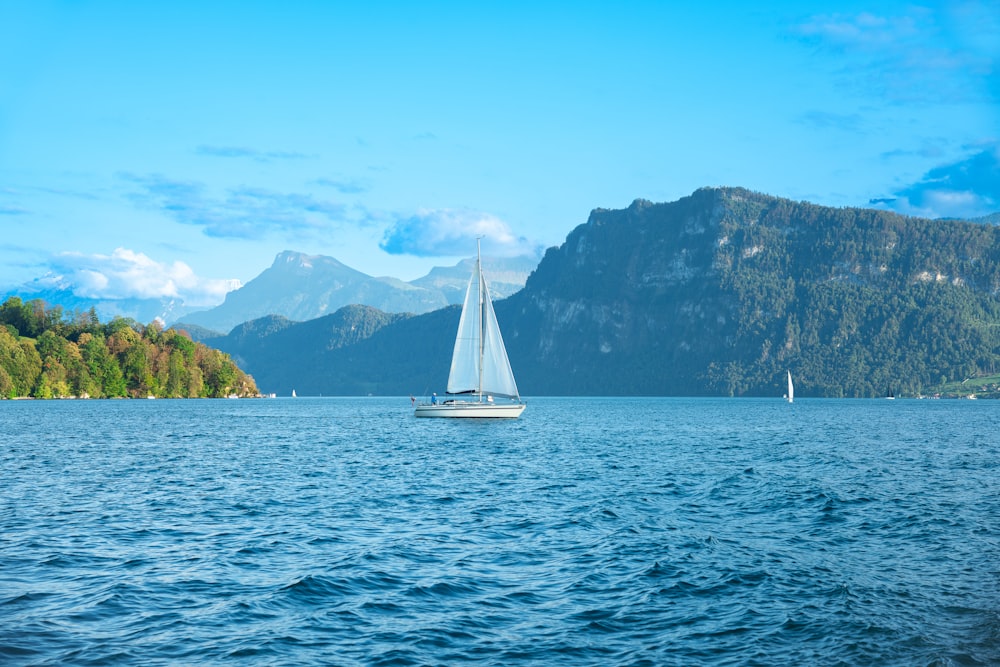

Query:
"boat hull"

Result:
[[414, 401, 525, 418]]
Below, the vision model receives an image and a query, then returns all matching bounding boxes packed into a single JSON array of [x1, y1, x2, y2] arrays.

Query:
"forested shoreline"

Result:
[[0, 297, 258, 399]]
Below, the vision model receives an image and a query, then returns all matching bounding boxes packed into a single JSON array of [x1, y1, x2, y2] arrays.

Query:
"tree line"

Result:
[[0, 297, 258, 399]]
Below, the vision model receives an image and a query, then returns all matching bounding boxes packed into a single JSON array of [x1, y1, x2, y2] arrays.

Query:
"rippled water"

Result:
[[2, 397, 998, 666]]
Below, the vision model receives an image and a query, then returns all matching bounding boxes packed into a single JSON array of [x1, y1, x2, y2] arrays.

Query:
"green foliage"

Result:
[[201, 189, 1000, 398], [0, 297, 258, 399], [504, 188, 1000, 397]]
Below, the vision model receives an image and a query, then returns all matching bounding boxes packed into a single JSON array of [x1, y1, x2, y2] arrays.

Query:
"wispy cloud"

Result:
[[122, 173, 348, 239], [875, 142, 1000, 218], [195, 145, 313, 162], [380, 208, 540, 257], [314, 177, 369, 194], [793, 5, 998, 104], [0, 186, 29, 216], [797, 110, 865, 132], [48, 248, 241, 306], [796, 11, 920, 50], [880, 142, 948, 161]]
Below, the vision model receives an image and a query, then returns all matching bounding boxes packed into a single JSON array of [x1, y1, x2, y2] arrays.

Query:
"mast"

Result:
[[477, 237, 484, 402]]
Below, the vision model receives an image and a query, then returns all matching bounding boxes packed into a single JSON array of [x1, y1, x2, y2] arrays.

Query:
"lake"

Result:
[[1, 397, 998, 665]]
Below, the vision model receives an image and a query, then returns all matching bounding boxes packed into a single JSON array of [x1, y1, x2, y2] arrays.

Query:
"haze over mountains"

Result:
[[202, 187, 1000, 398]]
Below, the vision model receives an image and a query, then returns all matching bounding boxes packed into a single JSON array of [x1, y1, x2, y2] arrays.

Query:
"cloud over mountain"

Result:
[[49, 248, 241, 307], [885, 144, 1000, 218], [380, 208, 540, 257]]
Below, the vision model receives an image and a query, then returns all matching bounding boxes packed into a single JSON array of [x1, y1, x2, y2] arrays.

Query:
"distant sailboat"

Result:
[[787, 371, 794, 403], [292, 389, 297, 398], [415, 240, 525, 418]]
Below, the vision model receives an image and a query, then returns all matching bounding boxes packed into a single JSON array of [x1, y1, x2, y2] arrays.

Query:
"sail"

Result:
[[479, 274, 520, 399], [787, 371, 794, 403], [447, 270, 482, 394], [445, 253, 520, 400]]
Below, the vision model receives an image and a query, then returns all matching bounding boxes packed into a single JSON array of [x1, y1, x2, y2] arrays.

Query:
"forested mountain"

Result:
[[201, 305, 412, 395], [208, 188, 1000, 397], [0, 297, 257, 399], [503, 188, 1000, 397]]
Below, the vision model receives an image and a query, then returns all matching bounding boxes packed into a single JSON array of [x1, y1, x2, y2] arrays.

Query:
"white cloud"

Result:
[[794, 6, 997, 104], [122, 173, 349, 240], [883, 144, 1000, 218], [51, 248, 241, 307], [379, 208, 541, 257]]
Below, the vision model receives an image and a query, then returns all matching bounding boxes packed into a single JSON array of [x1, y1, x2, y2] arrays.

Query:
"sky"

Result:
[[1, 1, 998, 307]]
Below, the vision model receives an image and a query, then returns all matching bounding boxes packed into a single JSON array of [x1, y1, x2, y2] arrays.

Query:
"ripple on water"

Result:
[[1, 397, 998, 666]]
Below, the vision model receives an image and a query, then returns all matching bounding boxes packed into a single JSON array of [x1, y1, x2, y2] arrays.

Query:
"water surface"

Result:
[[2, 397, 998, 665]]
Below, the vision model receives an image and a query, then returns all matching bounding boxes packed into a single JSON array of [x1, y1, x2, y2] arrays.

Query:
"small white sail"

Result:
[[787, 371, 794, 403]]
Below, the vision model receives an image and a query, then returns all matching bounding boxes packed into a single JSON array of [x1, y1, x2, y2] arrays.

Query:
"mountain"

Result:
[[207, 187, 1000, 398], [202, 306, 415, 396], [503, 188, 1000, 396], [410, 255, 542, 304], [178, 251, 537, 333], [970, 212, 1000, 226]]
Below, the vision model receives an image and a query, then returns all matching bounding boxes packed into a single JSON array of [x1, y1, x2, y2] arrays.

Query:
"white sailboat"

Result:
[[415, 240, 526, 418], [786, 371, 794, 403]]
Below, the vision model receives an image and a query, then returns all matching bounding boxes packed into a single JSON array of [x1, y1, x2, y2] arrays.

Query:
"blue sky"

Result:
[[1, 1, 997, 307]]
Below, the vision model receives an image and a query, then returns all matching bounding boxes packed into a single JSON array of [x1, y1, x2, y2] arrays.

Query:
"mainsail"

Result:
[[446, 250, 520, 400]]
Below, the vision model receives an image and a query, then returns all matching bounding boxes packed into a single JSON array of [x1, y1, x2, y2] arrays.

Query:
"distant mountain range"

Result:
[[2, 252, 539, 333], [200, 187, 1000, 398], [175, 251, 537, 333]]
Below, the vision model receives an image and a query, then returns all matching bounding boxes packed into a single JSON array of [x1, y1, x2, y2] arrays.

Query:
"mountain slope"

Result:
[[179, 251, 444, 332], [204, 188, 1000, 397], [204, 305, 413, 395], [179, 250, 537, 332], [410, 255, 542, 304], [502, 187, 1000, 396]]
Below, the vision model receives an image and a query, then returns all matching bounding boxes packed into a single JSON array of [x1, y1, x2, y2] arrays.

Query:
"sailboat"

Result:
[[786, 371, 794, 403], [415, 240, 526, 418]]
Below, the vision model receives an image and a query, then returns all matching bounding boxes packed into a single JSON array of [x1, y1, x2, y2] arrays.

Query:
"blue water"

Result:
[[1, 397, 998, 666]]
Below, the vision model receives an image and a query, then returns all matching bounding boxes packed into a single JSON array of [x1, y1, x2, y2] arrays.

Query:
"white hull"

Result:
[[415, 401, 525, 418]]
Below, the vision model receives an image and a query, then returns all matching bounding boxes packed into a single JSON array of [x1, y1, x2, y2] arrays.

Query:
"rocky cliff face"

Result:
[[502, 189, 739, 393], [500, 187, 1000, 396]]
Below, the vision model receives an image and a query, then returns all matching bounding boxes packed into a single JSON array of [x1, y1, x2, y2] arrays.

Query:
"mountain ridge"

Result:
[[178, 251, 536, 333], [206, 187, 1000, 398]]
